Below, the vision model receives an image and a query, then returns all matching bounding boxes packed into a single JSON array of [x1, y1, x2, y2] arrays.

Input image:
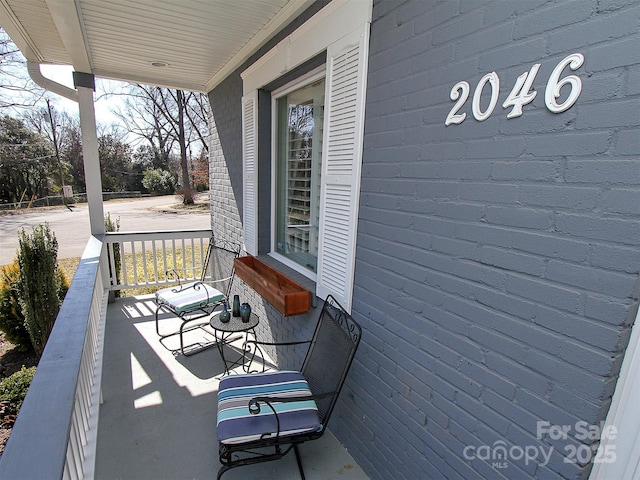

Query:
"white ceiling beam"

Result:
[[43, 0, 91, 71]]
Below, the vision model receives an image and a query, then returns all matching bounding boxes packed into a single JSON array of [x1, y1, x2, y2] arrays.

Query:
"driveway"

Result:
[[0, 195, 211, 264]]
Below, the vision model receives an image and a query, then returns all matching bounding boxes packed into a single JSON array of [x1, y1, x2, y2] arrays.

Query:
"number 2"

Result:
[[445, 81, 469, 126]]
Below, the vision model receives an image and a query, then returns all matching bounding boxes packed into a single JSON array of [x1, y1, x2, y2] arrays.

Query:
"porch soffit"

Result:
[[0, 0, 315, 92]]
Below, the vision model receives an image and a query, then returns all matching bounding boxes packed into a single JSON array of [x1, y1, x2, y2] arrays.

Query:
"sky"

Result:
[[39, 64, 124, 128]]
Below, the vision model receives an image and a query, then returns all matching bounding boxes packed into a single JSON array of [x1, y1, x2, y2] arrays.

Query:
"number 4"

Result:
[[502, 63, 541, 118]]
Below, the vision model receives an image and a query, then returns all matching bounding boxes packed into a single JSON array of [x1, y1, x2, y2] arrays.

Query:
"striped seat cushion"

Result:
[[156, 282, 224, 314], [217, 371, 321, 445]]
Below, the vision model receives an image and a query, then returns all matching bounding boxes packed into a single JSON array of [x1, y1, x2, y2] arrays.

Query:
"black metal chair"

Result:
[[216, 294, 362, 480], [155, 238, 239, 355]]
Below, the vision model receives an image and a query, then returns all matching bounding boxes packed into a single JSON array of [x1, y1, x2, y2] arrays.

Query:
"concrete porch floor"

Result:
[[94, 295, 369, 480]]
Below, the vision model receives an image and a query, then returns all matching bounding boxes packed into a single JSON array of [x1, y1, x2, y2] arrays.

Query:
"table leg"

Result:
[[214, 330, 252, 376], [214, 329, 230, 376]]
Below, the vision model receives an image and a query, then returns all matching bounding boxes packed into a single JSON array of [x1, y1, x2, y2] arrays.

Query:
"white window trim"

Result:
[[269, 67, 326, 280], [241, 0, 372, 96]]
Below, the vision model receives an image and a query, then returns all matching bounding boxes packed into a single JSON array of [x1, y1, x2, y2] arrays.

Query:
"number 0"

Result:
[[472, 72, 499, 121]]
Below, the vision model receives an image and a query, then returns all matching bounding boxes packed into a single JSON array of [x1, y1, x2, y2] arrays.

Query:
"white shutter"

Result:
[[242, 91, 258, 255], [316, 25, 370, 311]]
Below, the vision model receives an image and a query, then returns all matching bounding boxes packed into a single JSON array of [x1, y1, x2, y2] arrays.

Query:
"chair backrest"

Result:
[[202, 238, 240, 297], [300, 295, 362, 426]]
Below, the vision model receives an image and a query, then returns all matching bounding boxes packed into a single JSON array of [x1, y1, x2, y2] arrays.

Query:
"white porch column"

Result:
[[73, 72, 105, 235]]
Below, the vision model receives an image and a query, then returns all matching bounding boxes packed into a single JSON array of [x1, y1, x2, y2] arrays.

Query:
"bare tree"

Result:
[[21, 101, 80, 199], [0, 28, 44, 111], [109, 84, 209, 204]]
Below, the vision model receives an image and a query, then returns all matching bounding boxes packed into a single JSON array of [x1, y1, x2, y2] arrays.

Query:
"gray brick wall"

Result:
[[330, 1, 640, 479], [207, 1, 329, 370], [208, 105, 242, 246]]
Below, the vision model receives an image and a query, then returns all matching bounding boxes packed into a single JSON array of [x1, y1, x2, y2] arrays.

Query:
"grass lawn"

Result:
[[58, 244, 206, 296], [58, 257, 80, 282]]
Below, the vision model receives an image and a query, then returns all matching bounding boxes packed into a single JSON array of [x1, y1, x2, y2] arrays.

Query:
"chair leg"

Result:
[[294, 444, 306, 480], [180, 320, 186, 355], [217, 464, 232, 480], [179, 318, 199, 356], [155, 304, 181, 339], [217, 443, 304, 480], [155, 305, 163, 336], [156, 305, 195, 354]]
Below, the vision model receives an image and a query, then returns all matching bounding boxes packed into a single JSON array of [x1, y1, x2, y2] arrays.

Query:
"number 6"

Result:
[[545, 53, 584, 113]]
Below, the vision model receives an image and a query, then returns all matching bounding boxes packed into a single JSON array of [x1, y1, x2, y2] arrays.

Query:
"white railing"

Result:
[[64, 239, 106, 480], [104, 229, 213, 290], [0, 235, 107, 479], [0, 229, 213, 479]]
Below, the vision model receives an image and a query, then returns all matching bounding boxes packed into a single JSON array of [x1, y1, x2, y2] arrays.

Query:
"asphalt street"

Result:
[[0, 195, 211, 265]]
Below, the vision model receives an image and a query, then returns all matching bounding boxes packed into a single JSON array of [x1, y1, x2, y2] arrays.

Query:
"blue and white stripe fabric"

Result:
[[217, 371, 321, 445], [156, 282, 224, 314]]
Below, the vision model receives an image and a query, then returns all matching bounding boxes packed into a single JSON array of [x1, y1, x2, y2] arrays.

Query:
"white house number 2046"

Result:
[[445, 53, 584, 126]]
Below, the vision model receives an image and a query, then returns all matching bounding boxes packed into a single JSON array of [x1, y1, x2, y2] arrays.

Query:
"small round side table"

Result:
[[210, 311, 259, 376]]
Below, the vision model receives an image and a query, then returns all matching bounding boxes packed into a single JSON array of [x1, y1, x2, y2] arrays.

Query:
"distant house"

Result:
[[2, 0, 639, 478]]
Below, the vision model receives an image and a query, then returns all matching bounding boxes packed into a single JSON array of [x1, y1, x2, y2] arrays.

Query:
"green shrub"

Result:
[[17, 224, 68, 355], [0, 260, 31, 352], [55, 266, 70, 307], [0, 366, 36, 419], [142, 168, 177, 195]]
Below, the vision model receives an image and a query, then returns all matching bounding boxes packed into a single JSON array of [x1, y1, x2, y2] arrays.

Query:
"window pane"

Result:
[[275, 78, 325, 272]]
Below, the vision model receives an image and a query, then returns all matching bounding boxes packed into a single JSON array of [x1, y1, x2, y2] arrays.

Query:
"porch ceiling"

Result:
[[0, 0, 314, 92]]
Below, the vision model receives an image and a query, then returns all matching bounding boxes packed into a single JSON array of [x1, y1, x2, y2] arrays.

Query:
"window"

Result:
[[274, 76, 325, 274], [241, 1, 371, 311]]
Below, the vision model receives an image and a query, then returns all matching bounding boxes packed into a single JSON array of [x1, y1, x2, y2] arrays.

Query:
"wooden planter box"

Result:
[[234, 256, 311, 316]]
